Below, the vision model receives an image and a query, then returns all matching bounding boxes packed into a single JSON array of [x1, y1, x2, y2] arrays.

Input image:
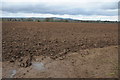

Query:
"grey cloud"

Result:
[[2, 2, 118, 16]]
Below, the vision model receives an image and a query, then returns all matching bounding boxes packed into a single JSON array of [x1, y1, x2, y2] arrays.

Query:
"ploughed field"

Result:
[[2, 22, 118, 67]]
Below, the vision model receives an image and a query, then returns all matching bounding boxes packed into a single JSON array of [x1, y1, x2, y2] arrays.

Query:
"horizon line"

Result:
[[1, 17, 118, 22]]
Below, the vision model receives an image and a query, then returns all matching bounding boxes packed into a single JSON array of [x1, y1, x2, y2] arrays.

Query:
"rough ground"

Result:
[[0, 62, 1, 79], [2, 22, 118, 78], [2, 46, 118, 78]]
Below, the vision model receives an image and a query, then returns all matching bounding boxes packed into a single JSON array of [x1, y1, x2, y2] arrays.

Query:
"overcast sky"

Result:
[[1, 0, 119, 21]]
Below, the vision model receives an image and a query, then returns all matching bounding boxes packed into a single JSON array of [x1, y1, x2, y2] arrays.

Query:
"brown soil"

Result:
[[2, 46, 118, 78], [2, 22, 118, 78]]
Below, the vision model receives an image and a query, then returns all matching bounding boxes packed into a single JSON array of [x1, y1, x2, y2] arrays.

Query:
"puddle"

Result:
[[9, 69, 16, 78], [32, 62, 45, 71]]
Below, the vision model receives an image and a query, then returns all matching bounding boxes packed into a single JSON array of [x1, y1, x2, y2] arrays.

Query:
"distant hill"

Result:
[[1, 17, 118, 23]]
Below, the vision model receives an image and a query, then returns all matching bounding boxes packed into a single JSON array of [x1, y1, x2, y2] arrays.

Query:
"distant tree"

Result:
[[65, 20, 68, 22], [38, 20, 40, 22], [14, 19, 17, 21], [45, 18, 54, 22], [46, 18, 50, 22], [27, 18, 33, 21]]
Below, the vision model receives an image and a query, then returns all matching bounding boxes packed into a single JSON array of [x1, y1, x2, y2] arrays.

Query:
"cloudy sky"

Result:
[[1, 0, 119, 21]]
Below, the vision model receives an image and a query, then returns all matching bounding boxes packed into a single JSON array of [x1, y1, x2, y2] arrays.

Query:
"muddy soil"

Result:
[[2, 46, 118, 78], [2, 22, 118, 78]]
